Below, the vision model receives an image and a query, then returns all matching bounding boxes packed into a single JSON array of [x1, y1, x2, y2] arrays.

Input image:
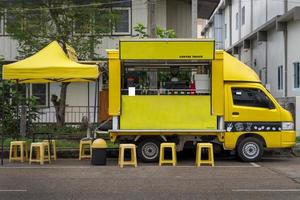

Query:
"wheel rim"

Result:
[[142, 142, 159, 160], [242, 142, 260, 160]]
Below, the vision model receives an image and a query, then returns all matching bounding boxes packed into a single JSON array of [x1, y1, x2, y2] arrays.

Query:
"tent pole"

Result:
[[87, 82, 90, 138], [16, 80, 19, 140]]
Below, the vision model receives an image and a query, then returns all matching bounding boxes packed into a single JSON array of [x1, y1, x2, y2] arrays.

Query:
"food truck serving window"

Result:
[[121, 63, 211, 95]]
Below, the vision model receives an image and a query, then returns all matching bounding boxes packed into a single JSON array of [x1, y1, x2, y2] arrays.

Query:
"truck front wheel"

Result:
[[137, 139, 161, 162], [237, 137, 263, 162]]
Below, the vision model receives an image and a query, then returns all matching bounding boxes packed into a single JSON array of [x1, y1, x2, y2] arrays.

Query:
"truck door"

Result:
[[226, 84, 281, 130]]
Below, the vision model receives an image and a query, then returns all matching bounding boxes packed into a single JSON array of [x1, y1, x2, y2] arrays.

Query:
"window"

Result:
[[232, 88, 274, 109], [112, 7, 131, 35], [294, 62, 300, 88], [278, 65, 283, 90], [225, 23, 227, 39], [235, 12, 239, 30], [31, 84, 48, 106], [242, 6, 245, 25]]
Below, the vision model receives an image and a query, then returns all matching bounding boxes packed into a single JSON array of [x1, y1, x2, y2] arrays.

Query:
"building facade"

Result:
[[201, 0, 300, 135]]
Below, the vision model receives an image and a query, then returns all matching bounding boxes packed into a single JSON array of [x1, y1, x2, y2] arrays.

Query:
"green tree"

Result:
[[1, 0, 120, 126], [155, 26, 176, 38], [0, 81, 39, 138], [133, 24, 176, 39]]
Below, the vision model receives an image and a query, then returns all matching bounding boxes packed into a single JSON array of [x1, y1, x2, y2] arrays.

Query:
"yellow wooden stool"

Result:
[[195, 143, 214, 167], [159, 143, 177, 166], [43, 140, 57, 160], [9, 141, 28, 163], [79, 140, 92, 160], [29, 142, 51, 165], [118, 144, 137, 168]]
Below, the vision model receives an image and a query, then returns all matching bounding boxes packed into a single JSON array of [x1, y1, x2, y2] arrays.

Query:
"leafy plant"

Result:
[[133, 23, 177, 39], [155, 26, 176, 38], [0, 81, 39, 138], [134, 23, 149, 38]]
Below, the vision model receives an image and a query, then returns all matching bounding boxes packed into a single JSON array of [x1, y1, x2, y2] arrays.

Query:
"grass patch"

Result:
[[1, 138, 118, 149]]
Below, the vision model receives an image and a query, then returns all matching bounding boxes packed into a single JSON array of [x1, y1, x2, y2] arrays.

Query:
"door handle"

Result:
[[232, 112, 239, 115]]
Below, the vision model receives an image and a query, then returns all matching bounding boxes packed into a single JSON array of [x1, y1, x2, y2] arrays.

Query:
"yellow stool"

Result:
[[9, 141, 28, 163], [195, 143, 214, 167], [159, 143, 177, 166], [29, 142, 51, 165], [79, 140, 92, 160], [43, 140, 57, 160], [118, 144, 137, 168]]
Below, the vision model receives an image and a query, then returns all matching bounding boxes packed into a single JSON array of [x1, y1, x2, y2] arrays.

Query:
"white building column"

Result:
[[191, 0, 198, 38]]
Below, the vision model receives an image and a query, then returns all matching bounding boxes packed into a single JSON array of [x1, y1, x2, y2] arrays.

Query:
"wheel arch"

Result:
[[237, 133, 266, 147]]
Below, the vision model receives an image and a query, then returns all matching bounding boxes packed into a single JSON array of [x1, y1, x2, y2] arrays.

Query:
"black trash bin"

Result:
[[91, 139, 108, 165]]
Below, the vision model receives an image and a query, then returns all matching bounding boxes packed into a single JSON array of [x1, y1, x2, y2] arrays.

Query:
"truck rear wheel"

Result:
[[237, 137, 263, 162], [137, 139, 161, 162]]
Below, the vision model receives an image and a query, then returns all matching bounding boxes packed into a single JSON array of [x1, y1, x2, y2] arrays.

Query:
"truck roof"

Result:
[[216, 50, 261, 83]]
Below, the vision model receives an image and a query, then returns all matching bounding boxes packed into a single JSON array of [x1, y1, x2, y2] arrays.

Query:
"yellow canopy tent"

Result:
[[2, 41, 99, 83], [1, 42, 100, 165]]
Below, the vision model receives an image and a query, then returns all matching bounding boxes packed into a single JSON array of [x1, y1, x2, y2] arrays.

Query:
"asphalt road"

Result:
[[1, 156, 300, 200]]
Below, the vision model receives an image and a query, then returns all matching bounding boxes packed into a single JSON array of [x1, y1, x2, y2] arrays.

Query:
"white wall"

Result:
[[240, 47, 251, 66], [253, 0, 267, 30], [288, 0, 300, 11], [267, 28, 284, 98], [166, 0, 192, 37], [0, 37, 18, 60], [287, 20, 300, 97], [231, 0, 239, 44], [240, 0, 251, 38], [252, 39, 267, 84], [267, 0, 284, 21], [155, 0, 167, 29], [224, 6, 231, 49]]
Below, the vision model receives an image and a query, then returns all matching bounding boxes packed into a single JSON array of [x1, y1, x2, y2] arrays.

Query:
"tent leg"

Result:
[[93, 79, 99, 138]]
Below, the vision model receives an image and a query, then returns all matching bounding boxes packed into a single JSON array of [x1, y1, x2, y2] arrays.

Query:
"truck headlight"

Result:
[[282, 122, 294, 130]]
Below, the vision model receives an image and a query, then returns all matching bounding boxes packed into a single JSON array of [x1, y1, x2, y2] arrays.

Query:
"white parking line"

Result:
[[0, 190, 27, 192], [232, 189, 300, 192], [250, 162, 261, 167]]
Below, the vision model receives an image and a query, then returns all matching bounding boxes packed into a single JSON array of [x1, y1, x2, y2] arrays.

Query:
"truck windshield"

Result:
[[121, 63, 211, 95], [232, 88, 275, 109]]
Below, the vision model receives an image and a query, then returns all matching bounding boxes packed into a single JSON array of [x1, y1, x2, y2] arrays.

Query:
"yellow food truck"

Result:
[[106, 39, 295, 162]]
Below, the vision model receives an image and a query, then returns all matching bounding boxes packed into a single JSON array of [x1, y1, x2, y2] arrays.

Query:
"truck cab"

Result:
[[106, 39, 295, 162]]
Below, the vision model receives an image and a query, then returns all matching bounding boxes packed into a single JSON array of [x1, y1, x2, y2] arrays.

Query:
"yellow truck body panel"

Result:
[[119, 39, 215, 60], [120, 95, 217, 130], [107, 50, 121, 116]]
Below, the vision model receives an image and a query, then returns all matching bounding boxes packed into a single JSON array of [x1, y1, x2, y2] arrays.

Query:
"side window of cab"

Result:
[[231, 88, 275, 109]]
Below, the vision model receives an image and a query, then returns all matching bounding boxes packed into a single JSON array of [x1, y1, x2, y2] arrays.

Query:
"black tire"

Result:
[[237, 137, 263, 162], [137, 139, 161, 163]]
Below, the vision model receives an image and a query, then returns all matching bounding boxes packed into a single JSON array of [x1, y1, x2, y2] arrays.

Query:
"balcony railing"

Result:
[[34, 106, 99, 124]]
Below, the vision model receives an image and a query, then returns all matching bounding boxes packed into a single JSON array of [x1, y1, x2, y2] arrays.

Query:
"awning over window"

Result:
[[2, 41, 99, 83]]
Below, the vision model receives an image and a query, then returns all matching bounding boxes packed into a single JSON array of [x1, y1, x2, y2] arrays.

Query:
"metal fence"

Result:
[[34, 106, 99, 124]]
